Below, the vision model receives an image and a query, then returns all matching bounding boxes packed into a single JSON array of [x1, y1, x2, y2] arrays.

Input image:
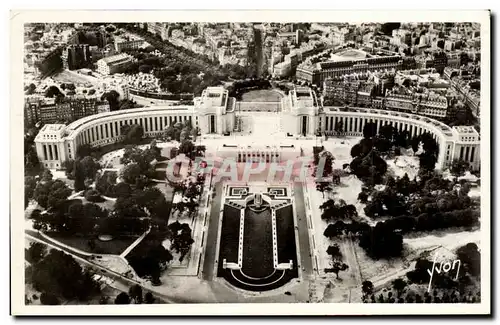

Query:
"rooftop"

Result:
[[330, 49, 369, 62], [201, 87, 227, 107], [100, 53, 132, 65], [453, 125, 478, 135], [40, 124, 65, 132]]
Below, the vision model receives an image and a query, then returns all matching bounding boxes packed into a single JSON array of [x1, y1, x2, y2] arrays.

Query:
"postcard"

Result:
[[10, 9, 491, 316]]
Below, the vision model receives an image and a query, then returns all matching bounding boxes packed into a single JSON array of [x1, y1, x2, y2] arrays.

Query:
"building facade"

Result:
[[114, 39, 144, 52], [35, 87, 235, 168], [280, 92, 479, 171], [297, 54, 403, 85], [24, 98, 110, 126], [61, 44, 92, 70], [35, 86, 480, 172], [96, 53, 133, 75]]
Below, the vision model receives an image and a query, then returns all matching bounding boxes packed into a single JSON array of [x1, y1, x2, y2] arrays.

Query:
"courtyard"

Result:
[[240, 89, 283, 102]]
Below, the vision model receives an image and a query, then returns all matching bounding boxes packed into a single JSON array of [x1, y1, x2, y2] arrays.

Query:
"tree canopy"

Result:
[[30, 250, 100, 301]]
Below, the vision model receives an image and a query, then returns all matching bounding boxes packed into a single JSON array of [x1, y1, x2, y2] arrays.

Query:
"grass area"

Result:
[[219, 205, 241, 264], [151, 170, 166, 180], [46, 233, 138, 255], [275, 205, 297, 264], [241, 89, 283, 102], [155, 162, 169, 169], [77, 196, 116, 211]]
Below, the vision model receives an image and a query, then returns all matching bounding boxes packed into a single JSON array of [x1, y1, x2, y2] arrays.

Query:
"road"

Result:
[[201, 181, 223, 280], [252, 25, 265, 77], [293, 183, 314, 278]]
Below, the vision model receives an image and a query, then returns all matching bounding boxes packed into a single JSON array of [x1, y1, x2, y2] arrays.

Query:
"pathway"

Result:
[[120, 227, 151, 258], [201, 182, 223, 280], [293, 183, 314, 278]]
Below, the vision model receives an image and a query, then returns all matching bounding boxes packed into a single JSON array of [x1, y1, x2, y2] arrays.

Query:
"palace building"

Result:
[[35, 86, 479, 171], [35, 86, 235, 169]]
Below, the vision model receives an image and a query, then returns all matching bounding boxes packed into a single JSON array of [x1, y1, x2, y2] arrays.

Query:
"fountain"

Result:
[[247, 193, 269, 213]]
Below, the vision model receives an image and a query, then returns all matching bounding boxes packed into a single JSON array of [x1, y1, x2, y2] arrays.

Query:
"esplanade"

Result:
[[35, 86, 480, 172]]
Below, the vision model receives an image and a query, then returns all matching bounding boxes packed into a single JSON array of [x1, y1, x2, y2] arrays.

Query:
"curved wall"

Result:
[[36, 104, 478, 172], [320, 107, 456, 169]]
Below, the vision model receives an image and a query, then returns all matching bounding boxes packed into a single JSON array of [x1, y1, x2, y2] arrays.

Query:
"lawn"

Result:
[[219, 205, 241, 264], [275, 205, 297, 264], [151, 170, 166, 180], [46, 233, 138, 255], [155, 162, 169, 169], [76, 196, 116, 211], [240, 89, 283, 102]]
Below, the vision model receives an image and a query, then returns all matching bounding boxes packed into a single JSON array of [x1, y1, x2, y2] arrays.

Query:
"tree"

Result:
[[331, 169, 344, 185], [84, 189, 104, 202], [327, 261, 349, 279], [357, 191, 368, 203], [381, 23, 401, 35], [363, 122, 378, 139], [25, 242, 47, 264], [122, 124, 145, 145], [450, 159, 471, 177], [33, 179, 72, 210], [25, 176, 37, 207], [25, 146, 40, 172], [120, 163, 143, 186], [113, 182, 133, 199], [334, 120, 344, 135], [73, 160, 86, 191], [316, 181, 333, 199], [362, 280, 374, 297], [392, 278, 407, 297], [419, 151, 438, 171], [326, 244, 342, 260], [101, 90, 120, 111], [144, 292, 155, 304], [40, 292, 60, 305], [115, 292, 131, 304], [128, 284, 143, 304], [190, 127, 199, 142], [126, 239, 173, 282], [44, 85, 64, 98], [168, 223, 194, 262], [316, 151, 334, 179], [350, 150, 388, 185], [76, 144, 94, 159], [456, 243, 481, 277], [26, 83, 37, 95], [31, 250, 100, 301], [359, 224, 404, 259], [165, 125, 180, 141], [80, 156, 101, 181], [139, 64, 153, 73], [324, 221, 346, 238], [178, 140, 195, 159], [41, 169, 53, 182], [180, 128, 190, 142]]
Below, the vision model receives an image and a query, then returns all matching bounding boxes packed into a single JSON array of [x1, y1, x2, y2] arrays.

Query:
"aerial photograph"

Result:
[[20, 20, 484, 308]]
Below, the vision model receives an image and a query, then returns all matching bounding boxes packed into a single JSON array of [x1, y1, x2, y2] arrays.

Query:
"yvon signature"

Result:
[[427, 251, 461, 292]]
